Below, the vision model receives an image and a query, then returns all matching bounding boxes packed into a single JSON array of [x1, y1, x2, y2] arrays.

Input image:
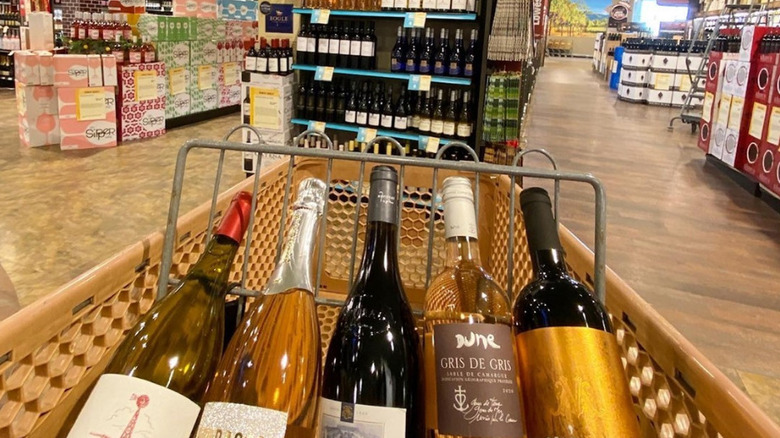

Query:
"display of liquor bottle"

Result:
[[318, 25, 330, 65], [391, 26, 406, 72], [339, 23, 352, 68], [464, 29, 477, 77], [203, 180, 326, 438], [419, 27, 435, 74], [128, 36, 142, 64], [111, 34, 126, 64], [381, 87, 395, 128], [418, 90, 432, 133], [315, 83, 327, 121], [394, 89, 409, 130], [328, 24, 340, 67], [350, 23, 364, 68], [245, 42, 258, 71], [456, 91, 472, 138], [297, 24, 310, 64], [336, 81, 348, 122], [424, 177, 523, 437], [268, 39, 280, 73], [514, 188, 640, 438], [281, 39, 293, 73], [360, 22, 377, 69], [405, 28, 420, 73], [345, 81, 358, 124], [356, 81, 370, 125], [449, 29, 464, 76], [442, 89, 457, 137], [321, 166, 423, 437], [141, 36, 156, 63], [368, 83, 383, 127], [67, 192, 253, 438], [430, 88, 445, 135], [434, 29, 450, 75], [306, 81, 317, 119], [325, 83, 337, 122]]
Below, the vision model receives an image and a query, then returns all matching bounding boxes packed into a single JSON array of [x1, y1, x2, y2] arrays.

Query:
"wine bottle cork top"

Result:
[[215, 191, 254, 243], [295, 178, 327, 214], [442, 176, 474, 202], [370, 165, 398, 183], [520, 187, 553, 209]]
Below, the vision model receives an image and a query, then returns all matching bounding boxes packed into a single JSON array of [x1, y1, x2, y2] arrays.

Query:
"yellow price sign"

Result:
[[749, 102, 767, 139], [223, 63, 239, 84], [654, 73, 671, 90], [312, 121, 326, 132], [767, 106, 780, 146], [717, 94, 732, 125], [198, 65, 214, 91], [250, 87, 281, 130], [135, 70, 158, 102], [425, 136, 440, 155], [75, 87, 107, 121], [702, 92, 714, 123], [169, 67, 187, 95], [728, 96, 745, 131]]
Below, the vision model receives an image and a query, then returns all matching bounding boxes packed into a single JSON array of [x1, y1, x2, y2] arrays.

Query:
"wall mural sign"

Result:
[[548, 0, 615, 37]]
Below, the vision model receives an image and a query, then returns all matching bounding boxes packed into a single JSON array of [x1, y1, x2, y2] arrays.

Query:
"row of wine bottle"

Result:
[[391, 26, 477, 77], [296, 79, 474, 138], [301, 0, 477, 13], [67, 171, 638, 438], [244, 37, 295, 75], [294, 133, 475, 161], [297, 21, 377, 69]]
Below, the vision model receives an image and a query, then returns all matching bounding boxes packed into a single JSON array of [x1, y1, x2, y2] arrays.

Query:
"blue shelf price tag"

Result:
[[308, 120, 327, 132], [407, 74, 432, 91], [314, 66, 335, 81], [357, 127, 377, 143], [403, 12, 426, 28], [312, 9, 331, 24], [419, 135, 440, 154]]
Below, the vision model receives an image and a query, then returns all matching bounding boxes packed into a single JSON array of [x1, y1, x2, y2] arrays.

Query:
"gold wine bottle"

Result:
[[424, 177, 524, 438], [514, 188, 640, 437], [67, 192, 253, 438], [200, 178, 327, 438]]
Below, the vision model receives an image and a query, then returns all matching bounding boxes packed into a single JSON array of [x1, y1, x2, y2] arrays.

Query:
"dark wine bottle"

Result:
[[514, 188, 641, 438], [442, 89, 457, 137], [315, 83, 327, 121], [430, 88, 444, 135], [361, 22, 376, 70], [418, 90, 432, 133], [464, 29, 477, 77], [297, 24, 310, 65], [336, 80, 347, 122], [381, 87, 394, 128], [410, 91, 422, 130], [448, 29, 464, 77], [345, 81, 358, 124], [456, 90, 472, 139], [391, 26, 406, 73], [325, 83, 336, 122], [328, 23, 340, 67], [356, 81, 369, 126], [419, 27, 434, 74], [296, 82, 307, 119], [434, 28, 449, 75], [405, 28, 420, 73], [339, 22, 351, 68], [368, 83, 383, 127], [394, 89, 409, 130], [318, 25, 330, 66], [350, 23, 363, 69], [306, 23, 318, 65], [256, 37, 268, 74], [321, 166, 423, 437], [305, 81, 316, 120]]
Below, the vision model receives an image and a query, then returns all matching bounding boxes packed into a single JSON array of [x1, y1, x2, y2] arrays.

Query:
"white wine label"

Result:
[[318, 38, 330, 54], [430, 120, 444, 134], [245, 56, 257, 72], [329, 39, 340, 54], [394, 0, 407, 8], [368, 113, 381, 126], [350, 40, 362, 55], [269, 58, 280, 73], [319, 397, 406, 438], [381, 114, 394, 128], [345, 110, 357, 123], [419, 117, 432, 132], [394, 116, 408, 130], [434, 323, 523, 437], [356, 112, 368, 125], [298, 37, 309, 52], [408, 0, 422, 7], [442, 121, 456, 136], [422, 0, 436, 9], [257, 57, 268, 72], [194, 402, 287, 438], [436, 0, 450, 9], [67, 374, 200, 438], [307, 38, 317, 53], [452, 0, 466, 9], [340, 39, 351, 55], [361, 41, 375, 57], [456, 122, 472, 137], [381, 0, 393, 7]]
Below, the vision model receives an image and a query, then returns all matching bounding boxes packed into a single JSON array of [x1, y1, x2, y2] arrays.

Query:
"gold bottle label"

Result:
[[515, 327, 640, 438]]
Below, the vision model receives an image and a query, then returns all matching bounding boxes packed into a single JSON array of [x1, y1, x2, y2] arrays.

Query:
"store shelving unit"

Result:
[[292, 64, 472, 86], [292, 3, 494, 157], [291, 118, 458, 145]]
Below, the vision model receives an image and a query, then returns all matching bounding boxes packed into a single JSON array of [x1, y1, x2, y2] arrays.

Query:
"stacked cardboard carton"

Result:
[[14, 51, 58, 147], [117, 62, 167, 141]]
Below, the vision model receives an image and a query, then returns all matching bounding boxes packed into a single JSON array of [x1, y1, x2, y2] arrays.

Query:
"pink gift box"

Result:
[[14, 51, 40, 85], [118, 100, 166, 142], [57, 86, 118, 150], [87, 55, 103, 86], [102, 55, 118, 87], [53, 55, 90, 88], [173, 0, 216, 17], [15, 82, 60, 147]]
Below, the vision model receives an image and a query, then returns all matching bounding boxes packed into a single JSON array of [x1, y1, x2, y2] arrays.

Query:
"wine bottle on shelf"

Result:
[[111, 34, 126, 64], [307, 24, 318, 65], [361, 22, 376, 70], [449, 29, 464, 77], [245, 42, 258, 71], [345, 82, 358, 124], [339, 23, 351, 68], [203, 180, 327, 438], [67, 192, 253, 438], [326, 83, 337, 122], [336, 81, 347, 122], [464, 29, 477, 77], [316, 83, 327, 121], [436, 0, 449, 12], [297, 24, 310, 65], [391, 26, 406, 73], [430, 88, 445, 135], [514, 188, 641, 438], [394, 0, 407, 12], [321, 166, 423, 437], [268, 39, 280, 74], [356, 81, 369, 126], [129, 36, 142, 64], [368, 83, 382, 127], [442, 89, 457, 137], [408, 0, 422, 10], [419, 27, 434, 74], [350, 23, 363, 68], [381, 87, 394, 129], [394, 89, 409, 130], [328, 23, 340, 67], [257, 38, 269, 74], [410, 91, 422, 130], [424, 177, 524, 437], [422, 0, 436, 12], [382, 0, 393, 12], [296, 82, 308, 119], [456, 90, 473, 139], [318, 25, 330, 66], [434, 28, 450, 75], [405, 28, 420, 73], [285, 39, 294, 73], [418, 90, 432, 133]]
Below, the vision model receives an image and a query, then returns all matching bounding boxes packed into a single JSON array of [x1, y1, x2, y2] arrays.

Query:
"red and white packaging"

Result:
[[57, 86, 118, 150], [699, 50, 728, 152], [758, 64, 780, 191], [117, 62, 167, 142], [740, 26, 772, 63], [108, 0, 146, 13], [53, 55, 90, 88], [709, 123, 728, 159], [218, 62, 241, 107], [173, 0, 217, 17], [740, 53, 777, 176], [722, 60, 751, 98], [14, 51, 41, 85], [15, 82, 60, 147], [102, 55, 118, 87]]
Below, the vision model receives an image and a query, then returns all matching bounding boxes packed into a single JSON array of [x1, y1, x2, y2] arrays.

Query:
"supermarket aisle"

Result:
[[524, 58, 780, 421], [0, 94, 246, 307]]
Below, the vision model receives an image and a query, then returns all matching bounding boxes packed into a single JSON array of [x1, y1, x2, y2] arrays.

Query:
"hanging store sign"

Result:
[[532, 0, 549, 39], [607, 2, 630, 29]]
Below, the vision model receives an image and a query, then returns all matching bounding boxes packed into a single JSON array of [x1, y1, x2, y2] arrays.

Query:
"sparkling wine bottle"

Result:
[[67, 192, 254, 438], [321, 166, 423, 437], [202, 179, 327, 438], [513, 188, 640, 438], [424, 177, 524, 438]]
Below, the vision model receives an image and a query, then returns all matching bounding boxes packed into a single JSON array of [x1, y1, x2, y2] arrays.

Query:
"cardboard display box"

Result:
[[15, 82, 60, 147], [191, 64, 219, 113], [240, 72, 294, 145], [118, 62, 167, 141], [57, 86, 118, 150]]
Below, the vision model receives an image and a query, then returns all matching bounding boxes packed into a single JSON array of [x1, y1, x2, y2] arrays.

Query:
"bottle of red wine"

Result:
[[67, 192, 253, 438], [514, 188, 640, 438], [321, 166, 423, 437]]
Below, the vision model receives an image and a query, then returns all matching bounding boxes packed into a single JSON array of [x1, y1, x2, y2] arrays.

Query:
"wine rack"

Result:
[[292, 64, 472, 86], [292, 8, 477, 20], [291, 117, 458, 146]]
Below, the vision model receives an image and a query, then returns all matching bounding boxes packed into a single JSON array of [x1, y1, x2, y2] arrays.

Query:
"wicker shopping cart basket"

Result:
[[0, 155, 777, 438]]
